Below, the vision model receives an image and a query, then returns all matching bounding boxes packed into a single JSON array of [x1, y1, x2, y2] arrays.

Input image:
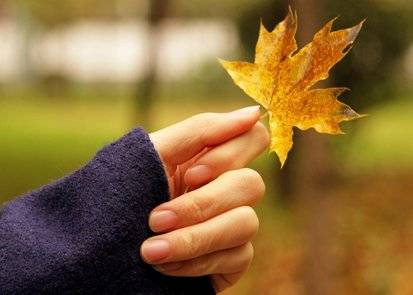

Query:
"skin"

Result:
[[140, 106, 270, 292]]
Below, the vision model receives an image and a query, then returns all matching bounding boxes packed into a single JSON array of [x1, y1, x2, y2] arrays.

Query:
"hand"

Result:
[[141, 106, 269, 292]]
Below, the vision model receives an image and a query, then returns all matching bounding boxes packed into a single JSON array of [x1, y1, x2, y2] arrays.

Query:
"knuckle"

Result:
[[245, 243, 254, 261], [193, 257, 211, 274], [238, 168, 266, 201], [192, 113, 215, 130], [186, 195, 207, 223], [252, 122, 270, 147], [240, 168, 262, 186], [178, 230, 198, 256], [176, 228, 211, 260], [238, 206, 260, 239], [232, 243, 254, 272], [241, 243, 254, 268]]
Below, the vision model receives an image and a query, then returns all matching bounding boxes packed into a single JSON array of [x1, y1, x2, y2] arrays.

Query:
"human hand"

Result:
[[142, 106, 269, 292]]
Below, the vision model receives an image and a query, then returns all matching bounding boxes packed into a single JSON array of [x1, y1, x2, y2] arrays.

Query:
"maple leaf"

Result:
[[220, 8, 365, 167]]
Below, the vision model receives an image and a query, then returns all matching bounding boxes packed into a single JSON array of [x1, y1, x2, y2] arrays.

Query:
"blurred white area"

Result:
[[0, 18, 239, 83], [0, 20, 22, 81]]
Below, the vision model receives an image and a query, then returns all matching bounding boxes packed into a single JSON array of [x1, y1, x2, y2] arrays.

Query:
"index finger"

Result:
[[149, 106, 261, 166]]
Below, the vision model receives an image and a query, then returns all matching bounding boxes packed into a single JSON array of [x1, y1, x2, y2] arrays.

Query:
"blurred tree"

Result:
[[235, 1, 351, 293], [291, 1, 340, 294], [133, 0, 169, 129], [17, 1, 35, 83], [235, 1, 297, 202]]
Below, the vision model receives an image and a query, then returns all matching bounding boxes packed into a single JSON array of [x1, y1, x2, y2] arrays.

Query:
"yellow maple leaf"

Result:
[[220, 8, 365, 167]]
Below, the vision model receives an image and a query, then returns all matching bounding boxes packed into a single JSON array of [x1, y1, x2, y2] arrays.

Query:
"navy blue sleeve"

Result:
[[0, 128, 215, 295]]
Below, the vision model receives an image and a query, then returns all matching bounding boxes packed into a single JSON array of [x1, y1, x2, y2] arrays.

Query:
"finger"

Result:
[[149, 106, 261, 167], [166, 147, 210, 198], [184, 122, 269, 188], [149, 168, 265, 233], [153, 243, 253, 277], [140, 206, 259, 264]]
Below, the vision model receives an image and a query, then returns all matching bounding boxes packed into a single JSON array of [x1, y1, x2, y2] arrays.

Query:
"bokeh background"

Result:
[[1, 0, 413, 294]]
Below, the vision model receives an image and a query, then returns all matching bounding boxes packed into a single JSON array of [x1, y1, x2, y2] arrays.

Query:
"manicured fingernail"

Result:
[[230, 105, 260, 116], [154, 262, 183, 272], [185, 165, 213, 187], [149, 210, 178, 232], [141, 240, 171, 262]]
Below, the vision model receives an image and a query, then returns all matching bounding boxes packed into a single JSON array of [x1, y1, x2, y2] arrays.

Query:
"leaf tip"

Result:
[[286, 6, 298, 29], [217, 57, 226, 64], [326, 16, 339, 32], [259, 17, 268, 34], [277, 150, 288, 169], [347, 19, 365, 43], [268, 147, 287, 169], [358, 113, 369, 119], [217, 58, 231, 70], [360, 18, 368, 26], [339, 105, 368, 123], [333, 87, 351, 97]]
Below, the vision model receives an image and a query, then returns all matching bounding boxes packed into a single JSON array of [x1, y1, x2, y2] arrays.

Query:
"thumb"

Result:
[[150, 106, 261, 167]]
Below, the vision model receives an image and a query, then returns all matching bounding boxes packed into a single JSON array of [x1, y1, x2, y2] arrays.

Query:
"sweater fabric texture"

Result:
[[0, 128, 215, 295]]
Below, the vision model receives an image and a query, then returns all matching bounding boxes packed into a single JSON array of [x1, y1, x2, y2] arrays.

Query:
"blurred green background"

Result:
[[1, 0, 413, 294]]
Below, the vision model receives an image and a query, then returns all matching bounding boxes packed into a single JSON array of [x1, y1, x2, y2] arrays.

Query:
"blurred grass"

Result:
[[1, 87, 412, 202], [0, 85, 247, 200], [344, 95, 413, 172], [0, 89, 127, 199]]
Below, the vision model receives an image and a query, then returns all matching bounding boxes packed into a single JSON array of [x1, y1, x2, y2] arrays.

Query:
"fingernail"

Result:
[[230, 105, 260, 116], [185, 165, 213, 187], [141, 240, 171, 262], [149, 210, 178, 232], [154, 262, 183, 272]]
